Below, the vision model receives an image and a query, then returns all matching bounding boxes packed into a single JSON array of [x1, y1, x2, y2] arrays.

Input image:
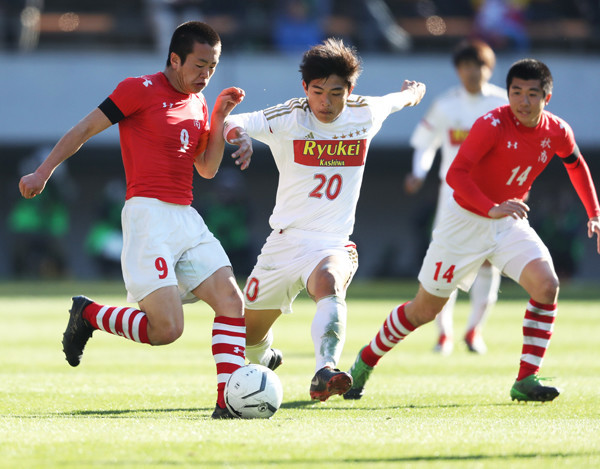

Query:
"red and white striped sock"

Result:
[[516, 299, 557, 381], [212, 316, 246, 408], [82, 302, 150, 344], [361, 303, 416, 367]]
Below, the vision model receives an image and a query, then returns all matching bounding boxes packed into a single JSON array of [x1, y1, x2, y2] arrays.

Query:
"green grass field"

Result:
[[1, 280, 599, 468]]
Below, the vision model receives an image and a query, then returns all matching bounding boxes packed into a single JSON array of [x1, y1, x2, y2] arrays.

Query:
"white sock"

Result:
[[466, 265, 501, 332], [311, 296, 347, 372], [245, 329, 274, 367], [435, 290, 457, 339]]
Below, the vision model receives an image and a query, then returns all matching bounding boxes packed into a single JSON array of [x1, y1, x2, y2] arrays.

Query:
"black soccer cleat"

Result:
[[62, 295, 95, 367], [309, 366, 353, 401], [266, 348, 283, 371], [211, 403, 238, 419]]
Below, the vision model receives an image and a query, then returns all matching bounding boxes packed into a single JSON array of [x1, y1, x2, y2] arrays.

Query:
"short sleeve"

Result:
[[107, 76, 147, 118]]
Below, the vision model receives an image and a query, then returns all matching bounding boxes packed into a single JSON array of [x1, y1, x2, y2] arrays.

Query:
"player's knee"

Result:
[[150, 320, 184, 345], [536, 275, 559, 303], [310, 270, 342, 298], [215, 288, 244, 318]]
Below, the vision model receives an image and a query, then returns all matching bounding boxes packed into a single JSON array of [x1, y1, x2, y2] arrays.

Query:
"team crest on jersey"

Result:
[[293, 139, 366, 167], [448, 128, 469, 145]]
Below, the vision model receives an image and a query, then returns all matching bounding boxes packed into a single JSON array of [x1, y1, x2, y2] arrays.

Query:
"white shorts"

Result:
[[418, 198, 553, 298], [121, 197, 231, 303], [243, 228, 359, 314]]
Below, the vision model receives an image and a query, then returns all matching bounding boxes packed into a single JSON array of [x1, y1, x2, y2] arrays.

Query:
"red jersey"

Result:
[[104, 71, 209, 205], [447, 105, 576, 217]]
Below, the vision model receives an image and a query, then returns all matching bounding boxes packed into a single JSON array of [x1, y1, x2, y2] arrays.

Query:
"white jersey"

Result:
[[226, 93, 414, 237], [410, 83, 507, 182]]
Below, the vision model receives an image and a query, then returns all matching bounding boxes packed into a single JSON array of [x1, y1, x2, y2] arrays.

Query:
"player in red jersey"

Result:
[[18, 22, 248, 419], [344, 58, 600, 402]]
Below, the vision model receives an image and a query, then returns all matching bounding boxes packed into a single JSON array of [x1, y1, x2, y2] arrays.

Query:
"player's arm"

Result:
[[384, 80, 426, 112], [19, 108, 112, 199], [560, 146, 600, 253], [405, 147, 435, 194], [223, 113, 259, 171], [195, 87, 245, 178], [445, 116, 527, 219], [405, 101, 443, 194]]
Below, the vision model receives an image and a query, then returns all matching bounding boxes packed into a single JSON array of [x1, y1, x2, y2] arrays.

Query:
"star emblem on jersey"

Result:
[[332, 128, 367, 139]]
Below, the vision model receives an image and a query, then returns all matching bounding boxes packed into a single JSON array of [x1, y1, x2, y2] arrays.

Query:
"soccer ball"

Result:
[[225, 364, 283, 419]]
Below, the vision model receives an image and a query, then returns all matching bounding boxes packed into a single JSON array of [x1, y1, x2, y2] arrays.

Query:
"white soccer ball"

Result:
[[225, 364, 283, 419]]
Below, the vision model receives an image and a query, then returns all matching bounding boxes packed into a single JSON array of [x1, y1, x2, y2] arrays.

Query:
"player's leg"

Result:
[[239, 230, 298, 374], [509, 257, 560, 401], [305, 251, 356, 401], [344, 204, 481, 400], [63, 197, 188, 364], [344, 285, 449, 399], [497, 221, 560, 402], [433, 290, 457, 355], [191, 266, 246, 416], [464, 262, 501, 354], [62, 285, 181, 367], [244, 308, 283, 370]]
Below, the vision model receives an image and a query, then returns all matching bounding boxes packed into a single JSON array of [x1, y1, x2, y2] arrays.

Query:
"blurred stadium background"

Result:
[[1, 0, 599, 282]]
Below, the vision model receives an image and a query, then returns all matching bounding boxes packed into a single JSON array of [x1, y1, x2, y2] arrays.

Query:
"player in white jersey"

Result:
[[405, 40, 507, 355], [223, 38, 426, 401]]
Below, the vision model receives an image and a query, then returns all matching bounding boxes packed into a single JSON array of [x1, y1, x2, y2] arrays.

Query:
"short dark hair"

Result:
[[452, 39, 496, 70], [506, 58, 553, 96], [299, 38, 362, 90], [166, 21, 221, 68]]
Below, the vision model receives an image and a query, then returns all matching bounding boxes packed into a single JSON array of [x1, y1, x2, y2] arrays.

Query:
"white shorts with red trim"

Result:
[[243, 228, 358, 314]]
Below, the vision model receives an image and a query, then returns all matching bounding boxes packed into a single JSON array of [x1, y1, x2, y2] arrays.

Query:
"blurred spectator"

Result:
[[272, 0, 331, 53], [147, 0, 245, 53], [85, 178, 125, 278], [146, 0, 204, 54], [1, 0, 43, 52], [472, 0, 530, 51], [8, 145, 75, 278]]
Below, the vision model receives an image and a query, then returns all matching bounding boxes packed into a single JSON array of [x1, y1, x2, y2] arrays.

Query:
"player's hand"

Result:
[[588, 216, 600, 254], [214, 87, 245, 118], [230, 130, 253, 171], [488, 198, 530, 220], [401, 80, 426, 106], [19, 172, 47, 199], [404, 174, 424, 194]]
